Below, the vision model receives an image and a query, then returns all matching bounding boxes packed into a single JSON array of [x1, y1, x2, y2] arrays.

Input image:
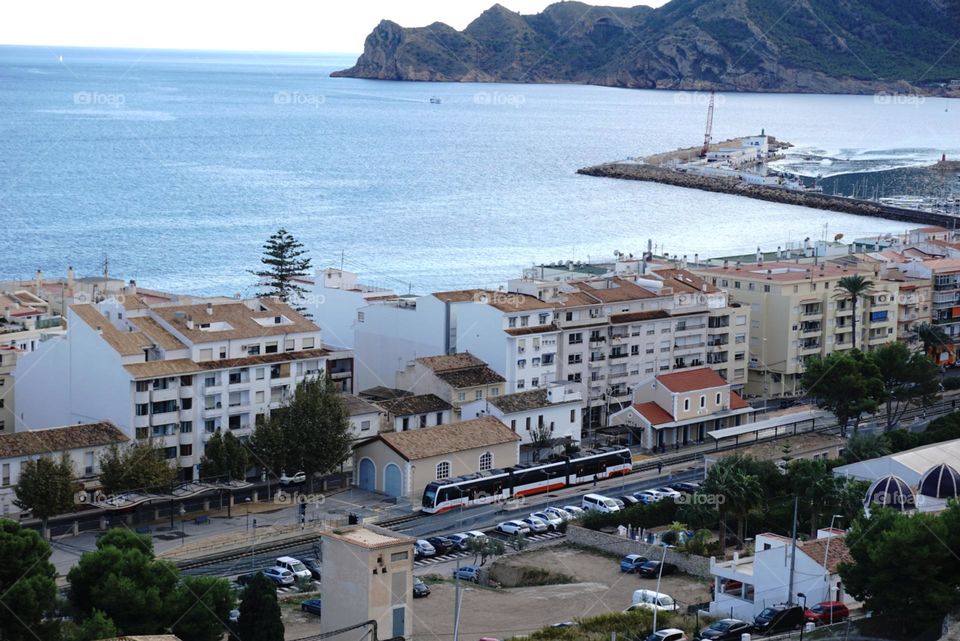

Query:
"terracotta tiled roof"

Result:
[[609, 310, 670, 324], [376, 416, 520, 460], [435, 366, 505, 388], [504, 324, 559, 336], [488, 388, 551, 413], [632, 401, 674, 425], [123, 348, 330, 379], [651, 268, 719, 294], [800, 536, 853, 573], [570, 278, 657, 303], [432, 289, 552, 312], [71, 304, 155, 356], [128, 316, 186, 351], [657, 367, 729, 393], [730, 392, 751, 410], [417, 353, 486, 372], [340, 394, 382, 417], [0, 422, 128, 458], [374, 394, 452, 417], [153, 299, 318, 342]]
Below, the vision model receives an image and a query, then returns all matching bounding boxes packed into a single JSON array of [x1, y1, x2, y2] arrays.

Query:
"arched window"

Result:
[[479, 451, 493, 471], [436, 461, 451, 480]]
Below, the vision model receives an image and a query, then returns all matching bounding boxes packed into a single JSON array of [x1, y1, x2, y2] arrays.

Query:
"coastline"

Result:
[[576, 162, 959, 228]]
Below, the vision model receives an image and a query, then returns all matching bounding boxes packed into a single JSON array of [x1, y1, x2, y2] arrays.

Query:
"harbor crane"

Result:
[[699, 90, 715, 157]]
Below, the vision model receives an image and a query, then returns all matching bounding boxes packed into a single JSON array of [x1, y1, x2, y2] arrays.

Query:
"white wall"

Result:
[[354, 296, 447, 392], [13, 335, 71, 430], [461, 398, 582, 444]]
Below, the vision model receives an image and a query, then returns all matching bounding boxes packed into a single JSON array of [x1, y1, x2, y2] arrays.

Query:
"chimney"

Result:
[[735, 261, 741, 271], [756, 246, 762, 264], [777, 245, 782, 260], [34, 269, 43, 294], [128, 279, 137, 295], [723, 260, 729, 270], [67, 266, 75, 289], [682, 254, 688, 269], [694, 253, 699, 266], [206, 302, 213, 316]]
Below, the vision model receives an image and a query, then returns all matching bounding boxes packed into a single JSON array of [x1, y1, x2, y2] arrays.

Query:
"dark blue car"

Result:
[[301, 598, 322, 616], [619, 554, 649, 572]]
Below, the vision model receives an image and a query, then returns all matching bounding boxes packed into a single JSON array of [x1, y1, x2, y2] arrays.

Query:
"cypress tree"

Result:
[[236, 573, 284, 641]]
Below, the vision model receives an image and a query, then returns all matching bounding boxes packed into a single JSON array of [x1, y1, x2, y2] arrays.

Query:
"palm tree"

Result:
[[912, 322, 951, 360], [703, 457, 762, 556], [835, 275, 874, 350], [727, 470, 763, 545]]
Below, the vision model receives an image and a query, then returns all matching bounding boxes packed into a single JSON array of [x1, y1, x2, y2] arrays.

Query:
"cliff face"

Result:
[[332, 0, 960, 94]]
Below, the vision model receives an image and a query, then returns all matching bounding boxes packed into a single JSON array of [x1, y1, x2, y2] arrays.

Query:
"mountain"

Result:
[[332, 0, 960, 94]]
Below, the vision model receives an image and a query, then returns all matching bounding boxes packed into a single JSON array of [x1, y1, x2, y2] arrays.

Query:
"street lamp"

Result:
[[179, 505, 186, 546], [650, 544, 670, 636], [245, 497, 252, 531], [797, 593, 808, 641]]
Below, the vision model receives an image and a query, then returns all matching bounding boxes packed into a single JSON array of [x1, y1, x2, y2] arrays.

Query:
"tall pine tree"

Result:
[[251, 229, 312, 308], [235, 572, 284, 641]]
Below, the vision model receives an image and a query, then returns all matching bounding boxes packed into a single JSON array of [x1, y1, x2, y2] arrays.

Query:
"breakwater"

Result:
[[577, 162, 959, 227]]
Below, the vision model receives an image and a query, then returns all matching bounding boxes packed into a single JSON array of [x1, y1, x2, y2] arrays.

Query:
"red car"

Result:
[[804, 601, 849, 625]]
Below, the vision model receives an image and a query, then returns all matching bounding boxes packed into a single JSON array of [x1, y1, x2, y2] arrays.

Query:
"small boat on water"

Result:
[[429, 97, 441, 104]]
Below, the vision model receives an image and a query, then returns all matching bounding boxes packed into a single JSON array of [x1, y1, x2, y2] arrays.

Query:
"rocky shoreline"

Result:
[[576, 162, 958, 227]]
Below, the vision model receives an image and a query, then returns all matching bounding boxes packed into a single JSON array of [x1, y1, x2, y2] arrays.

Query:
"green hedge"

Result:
[[578, 499, 678, 531]]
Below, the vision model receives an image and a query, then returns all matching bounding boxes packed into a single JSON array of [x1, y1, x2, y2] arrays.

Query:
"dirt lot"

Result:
[[408, 546, 710, 641]]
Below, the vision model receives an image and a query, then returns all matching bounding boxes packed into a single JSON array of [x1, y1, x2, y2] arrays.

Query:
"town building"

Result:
[[608, 368, 755, 451], [833, 438, 960, 487], [14, 297, 352, 481], [320, 524, 414, 641], [352, 416, 521, 500], [693, 261, 902, 397], [369, 393, 453, 432], [461, 383, 584, 451], [297, 267, 398, 350], [341, 394, 384, 441], [710, 529, 855, 620], [396, 353, 506, 418], [0, 421, 128, 518]]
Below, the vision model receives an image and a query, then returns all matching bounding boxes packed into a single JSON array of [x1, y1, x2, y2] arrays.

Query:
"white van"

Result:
[[274, 556, 312, 581], [582, 493, 621, 513], [631, 589, 680, 612]]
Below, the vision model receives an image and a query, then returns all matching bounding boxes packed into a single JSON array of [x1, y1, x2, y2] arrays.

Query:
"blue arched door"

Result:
[[358, 458, 376, 491], [384, 463, 403, 497]]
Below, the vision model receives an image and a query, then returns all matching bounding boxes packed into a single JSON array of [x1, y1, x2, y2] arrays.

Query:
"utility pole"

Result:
[[787, 495, 799, 604]]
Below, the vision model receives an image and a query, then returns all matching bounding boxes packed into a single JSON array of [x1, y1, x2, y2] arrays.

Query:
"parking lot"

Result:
[[408, 546, 711, 641]]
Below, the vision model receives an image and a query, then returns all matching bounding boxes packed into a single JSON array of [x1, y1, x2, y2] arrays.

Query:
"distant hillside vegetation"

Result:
[[332, 0, 960, 94]]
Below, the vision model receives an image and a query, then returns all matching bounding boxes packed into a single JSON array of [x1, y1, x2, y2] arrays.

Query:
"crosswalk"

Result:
[[413, 531, 564, 567]]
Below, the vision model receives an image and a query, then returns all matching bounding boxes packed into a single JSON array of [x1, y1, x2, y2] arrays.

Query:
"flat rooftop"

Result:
[[325, 525, 412, 550]]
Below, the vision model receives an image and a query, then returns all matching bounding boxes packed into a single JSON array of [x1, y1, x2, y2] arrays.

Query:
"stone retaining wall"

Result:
[[567, 524, 711, 578]]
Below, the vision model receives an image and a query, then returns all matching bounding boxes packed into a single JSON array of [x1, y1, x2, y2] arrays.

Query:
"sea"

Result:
[[2, 46, 958, 295]]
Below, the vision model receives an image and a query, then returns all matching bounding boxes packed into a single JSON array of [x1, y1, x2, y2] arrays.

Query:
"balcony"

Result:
[[675, 322, 706, 334], [610, 334, 628, 344], [674, 341, 706, 353], [835, 323, 852, 333], [589, 354, 606, 362], [799, 322, 821, 335], [608, 352, 628, 360], [799, 340, 821, 353], [801, 306, 823, 318], [707, 337, 729, 347]]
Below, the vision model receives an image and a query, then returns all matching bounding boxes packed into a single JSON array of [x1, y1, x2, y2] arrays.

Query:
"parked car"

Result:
[[804, 601, 850, 625], [228, 609, 240, 623], [654, 487, 682, 500], [611, 497, 626, 509], [618, 495, 641, 506], [415, 539, 437, 558], [645, 629, 687, 641], [696, 619, 752, 641], [274, 556, 312, 581], [544, 506, 573, 521], [634, 490, 662, 504], [466, 530, 488, 541], [279, 471, 306, 485], [670, 481, 701, 494], [521, 517, 549, 533], [632, 589, 680, 612], [413, 577, 431, 598], [710, 578, 743, 598], [448, 533, 473, 551], [551, 621, 577, 628], [300, 598, 322, 616], [453, 565, 481, 583], [427, 536, 456, 555], [496, 520, 530, 536], [620, 554, 649, 573], [582, 494, 621, 513], [302, 559, 323, 581], [263, 567, 295, 586], [235, 572, 258, 587], [530, 511, 563, 530], [561, 505, 585, 518], [638, 561, 678, 578], [754, 605, 806, 635]]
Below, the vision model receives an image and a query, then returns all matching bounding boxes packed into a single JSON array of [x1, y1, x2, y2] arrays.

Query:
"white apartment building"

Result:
[[461, 382, 584, 447], [14, 296, 352, 481], [297, 268, 398, 350]]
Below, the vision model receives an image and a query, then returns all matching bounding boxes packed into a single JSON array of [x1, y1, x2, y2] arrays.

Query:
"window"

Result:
[[508, 317, 517, 328], [763, 284, 770, 292], [246, 344, 261, 356], [136, 427, 148, 439], [419, 414, 428, 428], [516, 379, 525, 390], [475, 390, 482, 400], [2, 463, 9, 486], [359, 419, 371, 432], [284, 339, 295, 352], [204, 419, 217, 433], [517, 359, 526, 369], [180, 421, 193, 433], [568, 354, 582, 365], [436, 461, 450, 479], [699, 395, 706, 409], [539, 313, 549, 324], [479, 451, 493, 471], [265, 342, 278, 354], [531, 377, 539, 387], [631, 345, 639, 355], [136, 381, 150, 392], [401, 417, 409, 431], [458, 391, 466, 402], [180, 444, 193, 456], [510, 419, 517, 431], [716, 393, 722, 405], [219, 347, 227, 359], [255, 390, 265, 404], [525, 416, 531, 430], [199, 348, 213, 361], [565, 311, 573, 321], [490, 387, 499, 396], [303, 337, 315, 349], [164, 446, 178, 459], [180, 375, 193, 386], [683, 398, 690, 411], [181, 397, 192, 410], [436, 412, 444, 425], [391, 551, 408, 562], [256, 368, 265, 380], [520, 316, 529, 327], [570, 409, 576, 423], [136, 403, 149, 416], [357, 311, 364, 323], [568, 332, 583, 345]]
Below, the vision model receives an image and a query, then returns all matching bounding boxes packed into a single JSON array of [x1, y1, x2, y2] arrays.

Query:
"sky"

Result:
[[1, 0, 668, 54]]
